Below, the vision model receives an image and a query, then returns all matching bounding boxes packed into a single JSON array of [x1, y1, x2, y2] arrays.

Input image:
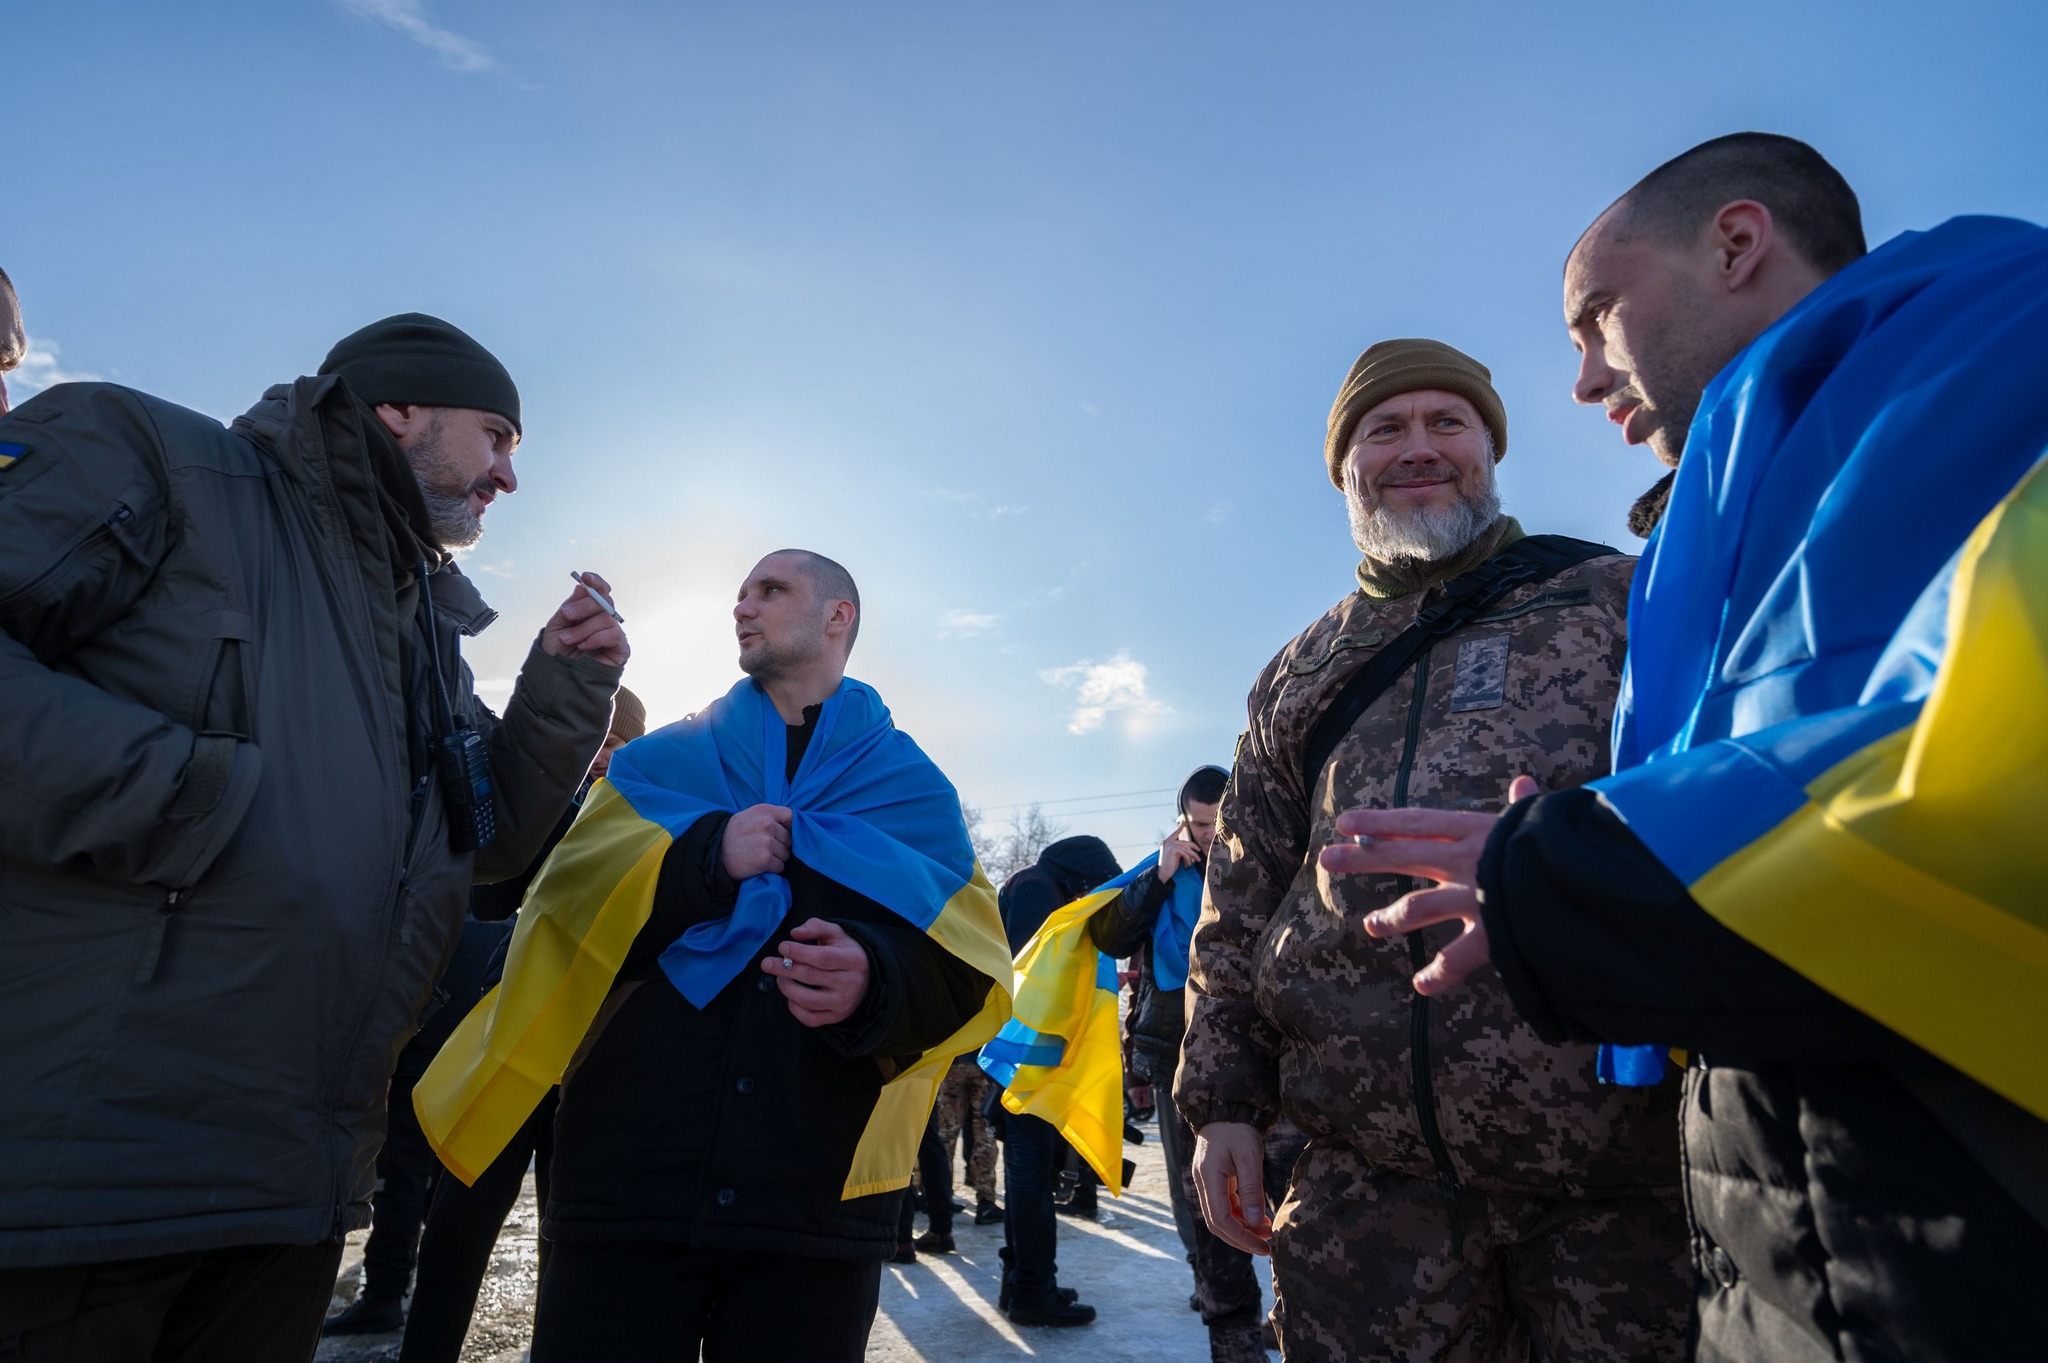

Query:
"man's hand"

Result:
[[722, 804, 792, 880], [760, 918, 870, 1027], [1157, 824, 1201, 882], [540, 570, 630, 664], [1192, 1121, 1273, 1255], [1317, 775, 1540, 995]]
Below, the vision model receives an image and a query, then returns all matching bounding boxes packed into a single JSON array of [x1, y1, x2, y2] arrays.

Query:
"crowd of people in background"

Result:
[[1, 127, 2043, 1363]]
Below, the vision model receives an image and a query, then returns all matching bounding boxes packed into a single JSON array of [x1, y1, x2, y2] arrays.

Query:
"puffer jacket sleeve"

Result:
[[1480, 785, 1873, 1063], [0, 387, 262, 887], [470, 636, 622, 882], [1176, 660, 1302, 1132]]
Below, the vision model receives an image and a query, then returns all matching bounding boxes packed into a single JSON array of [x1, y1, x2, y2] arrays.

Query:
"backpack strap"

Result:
[[1298, 535, 1619, 798]]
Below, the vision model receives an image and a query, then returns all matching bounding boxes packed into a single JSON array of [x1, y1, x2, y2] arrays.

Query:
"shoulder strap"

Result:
[[1298, 535, 1618, 798]]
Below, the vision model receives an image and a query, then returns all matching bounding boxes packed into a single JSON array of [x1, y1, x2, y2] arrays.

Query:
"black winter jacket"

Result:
[[1480, 787, 2048, 1362], [1088, 865, 1192, 1084], [545, 706, 992, 1260]]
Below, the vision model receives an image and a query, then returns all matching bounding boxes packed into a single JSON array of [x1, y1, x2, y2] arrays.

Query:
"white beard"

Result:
[[1347, 462, 1502, 563]]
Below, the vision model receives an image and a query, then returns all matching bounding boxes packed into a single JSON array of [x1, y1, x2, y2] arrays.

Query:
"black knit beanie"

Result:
[[319, 313, 521, 435]]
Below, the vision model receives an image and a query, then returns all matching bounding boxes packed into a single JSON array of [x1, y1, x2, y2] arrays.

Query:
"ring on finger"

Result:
[[782, 957, 795, 971]]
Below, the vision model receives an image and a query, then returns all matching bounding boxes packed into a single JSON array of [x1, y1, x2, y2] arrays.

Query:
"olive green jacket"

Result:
[[0, 378, 619, 1267]]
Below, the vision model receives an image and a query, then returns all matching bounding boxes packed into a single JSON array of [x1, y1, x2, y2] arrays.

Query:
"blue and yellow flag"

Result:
[[1593, 216, 2048, 1120], [415, 677, 1014, 1197], [979, 858, 1162, 1195]]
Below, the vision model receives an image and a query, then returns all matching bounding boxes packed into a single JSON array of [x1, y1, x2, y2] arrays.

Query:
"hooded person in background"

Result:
[[1179, 339, 1688, 1363], [1331, 133, 2048, 1363], [0, 314, 625, 1363], [390, 689, 648, 1363], [992, 835, 1123, 1327]]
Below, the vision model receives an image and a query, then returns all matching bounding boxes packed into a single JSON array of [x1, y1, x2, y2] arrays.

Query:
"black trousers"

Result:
[[0, 1242, 343, 1363], [398, 1091, 555, 1363], [528, 1241, 880, 1363], [915, 1112, 951, 1236], [360, 1071, 437, 1304], [1001, 1110, 1062, 1304]]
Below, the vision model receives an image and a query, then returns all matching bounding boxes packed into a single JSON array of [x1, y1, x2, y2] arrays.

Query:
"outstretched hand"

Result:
[[1316, 775, 1540, 995], [759, 918, 870, 1027]]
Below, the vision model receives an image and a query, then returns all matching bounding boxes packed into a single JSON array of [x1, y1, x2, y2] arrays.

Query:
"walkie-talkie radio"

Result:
[[420, 565, 497, 853]]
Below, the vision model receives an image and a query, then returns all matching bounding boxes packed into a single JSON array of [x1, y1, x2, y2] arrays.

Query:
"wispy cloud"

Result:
[[937, 609, 1001, 638], [1039, 650, 1170, 735], [920, 487, 1031, 521], [1204, 499, 1234, 526], [6, 338, 101, 403], [334, 0, 495, 73]]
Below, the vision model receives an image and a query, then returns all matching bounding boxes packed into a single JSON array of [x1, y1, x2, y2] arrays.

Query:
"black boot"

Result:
[[321, 1295, 404, 1336], [1008, 1288, 1097, 1327], [974, 1199, 1004, 1225]]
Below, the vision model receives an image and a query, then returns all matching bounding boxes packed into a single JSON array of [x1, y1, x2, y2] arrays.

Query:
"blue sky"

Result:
[[9, 1, 2047, 862]]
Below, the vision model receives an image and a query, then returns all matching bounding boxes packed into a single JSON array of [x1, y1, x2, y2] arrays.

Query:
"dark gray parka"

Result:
[[0, 378, 620, 1268]]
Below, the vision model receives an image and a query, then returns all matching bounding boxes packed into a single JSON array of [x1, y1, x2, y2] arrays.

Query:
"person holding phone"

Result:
[[1087, 766, 1297, 1363]]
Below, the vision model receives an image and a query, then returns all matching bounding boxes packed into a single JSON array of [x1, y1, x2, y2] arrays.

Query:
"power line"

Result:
[[972, 786, 1176, 815], [971, 800, 1171, 823]]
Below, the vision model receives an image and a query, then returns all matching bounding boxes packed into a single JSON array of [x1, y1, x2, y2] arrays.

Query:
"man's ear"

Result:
[[373, 402, 421, 441], [1710, 200, 1776, 294]]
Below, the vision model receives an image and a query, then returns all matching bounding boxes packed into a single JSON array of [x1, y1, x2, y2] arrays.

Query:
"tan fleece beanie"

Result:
[[609, 686, 648, 742], [1324, 338, 1508, 489]]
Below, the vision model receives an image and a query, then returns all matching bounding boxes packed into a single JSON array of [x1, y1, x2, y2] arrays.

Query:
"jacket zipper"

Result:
[[1391, 635, 1466, 1259], [0, 504, 130, 612]]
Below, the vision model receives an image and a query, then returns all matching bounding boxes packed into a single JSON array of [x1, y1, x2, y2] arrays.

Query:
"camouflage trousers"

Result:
[[1270, 1142, 1689, 1363], [931, 1055, 999, 1204]]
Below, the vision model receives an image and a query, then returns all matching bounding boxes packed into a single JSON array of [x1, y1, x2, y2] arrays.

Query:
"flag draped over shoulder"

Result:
[[415, 677, 1015, 1198], [979, 856, 1160, 1195], [1593, 216, 2048, 1121]]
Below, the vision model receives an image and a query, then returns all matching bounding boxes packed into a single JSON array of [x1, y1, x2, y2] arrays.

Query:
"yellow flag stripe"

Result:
[[414, 783, 669, 1184], [1693, 458, 2048, 1119]]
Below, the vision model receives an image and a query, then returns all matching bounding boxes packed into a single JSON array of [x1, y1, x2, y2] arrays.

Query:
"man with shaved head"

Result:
[[1330, 134, 2048, 1361], [422, 549, 1010, 1362]]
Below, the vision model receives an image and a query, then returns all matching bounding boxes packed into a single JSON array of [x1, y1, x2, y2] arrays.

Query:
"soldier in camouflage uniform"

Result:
[[1176, 339, 1689, 1363], [932, 1053, 1001, 1219]]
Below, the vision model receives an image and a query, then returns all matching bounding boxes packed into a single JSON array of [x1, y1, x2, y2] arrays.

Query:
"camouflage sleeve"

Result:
[[1176, 661, 1302, 1132]]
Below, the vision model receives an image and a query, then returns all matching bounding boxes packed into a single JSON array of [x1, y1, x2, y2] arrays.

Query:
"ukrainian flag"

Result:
[[980, 860, 1159, 1195], [1594, 216, 2048, 1120], [415, 677, 1015, 1199]]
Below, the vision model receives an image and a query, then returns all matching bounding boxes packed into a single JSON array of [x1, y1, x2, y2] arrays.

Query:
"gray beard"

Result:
[[1347, 470, 1502, 562], [404, 418, 487, 550], [418, 485, 484, 550]]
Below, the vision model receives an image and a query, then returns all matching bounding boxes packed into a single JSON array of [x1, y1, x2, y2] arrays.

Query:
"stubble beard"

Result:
[[1347, 458, 1503, 563], [404, 417, 489, 550], [738, 633, 821, 685]]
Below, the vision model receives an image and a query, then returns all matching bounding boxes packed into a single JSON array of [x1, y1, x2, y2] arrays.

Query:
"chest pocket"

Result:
[[1286, 628, 1387, 677]]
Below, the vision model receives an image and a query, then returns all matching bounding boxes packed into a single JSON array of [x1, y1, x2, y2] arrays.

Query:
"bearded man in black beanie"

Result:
[[0, 313, 629, 1363]]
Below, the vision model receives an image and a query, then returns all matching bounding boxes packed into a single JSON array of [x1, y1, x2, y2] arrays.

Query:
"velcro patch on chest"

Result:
[[1450, 635, 1510, 712], [0, 441, 29, 471]]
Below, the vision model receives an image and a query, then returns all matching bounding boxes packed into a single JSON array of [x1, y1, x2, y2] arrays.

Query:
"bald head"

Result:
[[1564, 134, 1862, 477], [1602, 133, 1865, 276], [773, 549, 861, 652]]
